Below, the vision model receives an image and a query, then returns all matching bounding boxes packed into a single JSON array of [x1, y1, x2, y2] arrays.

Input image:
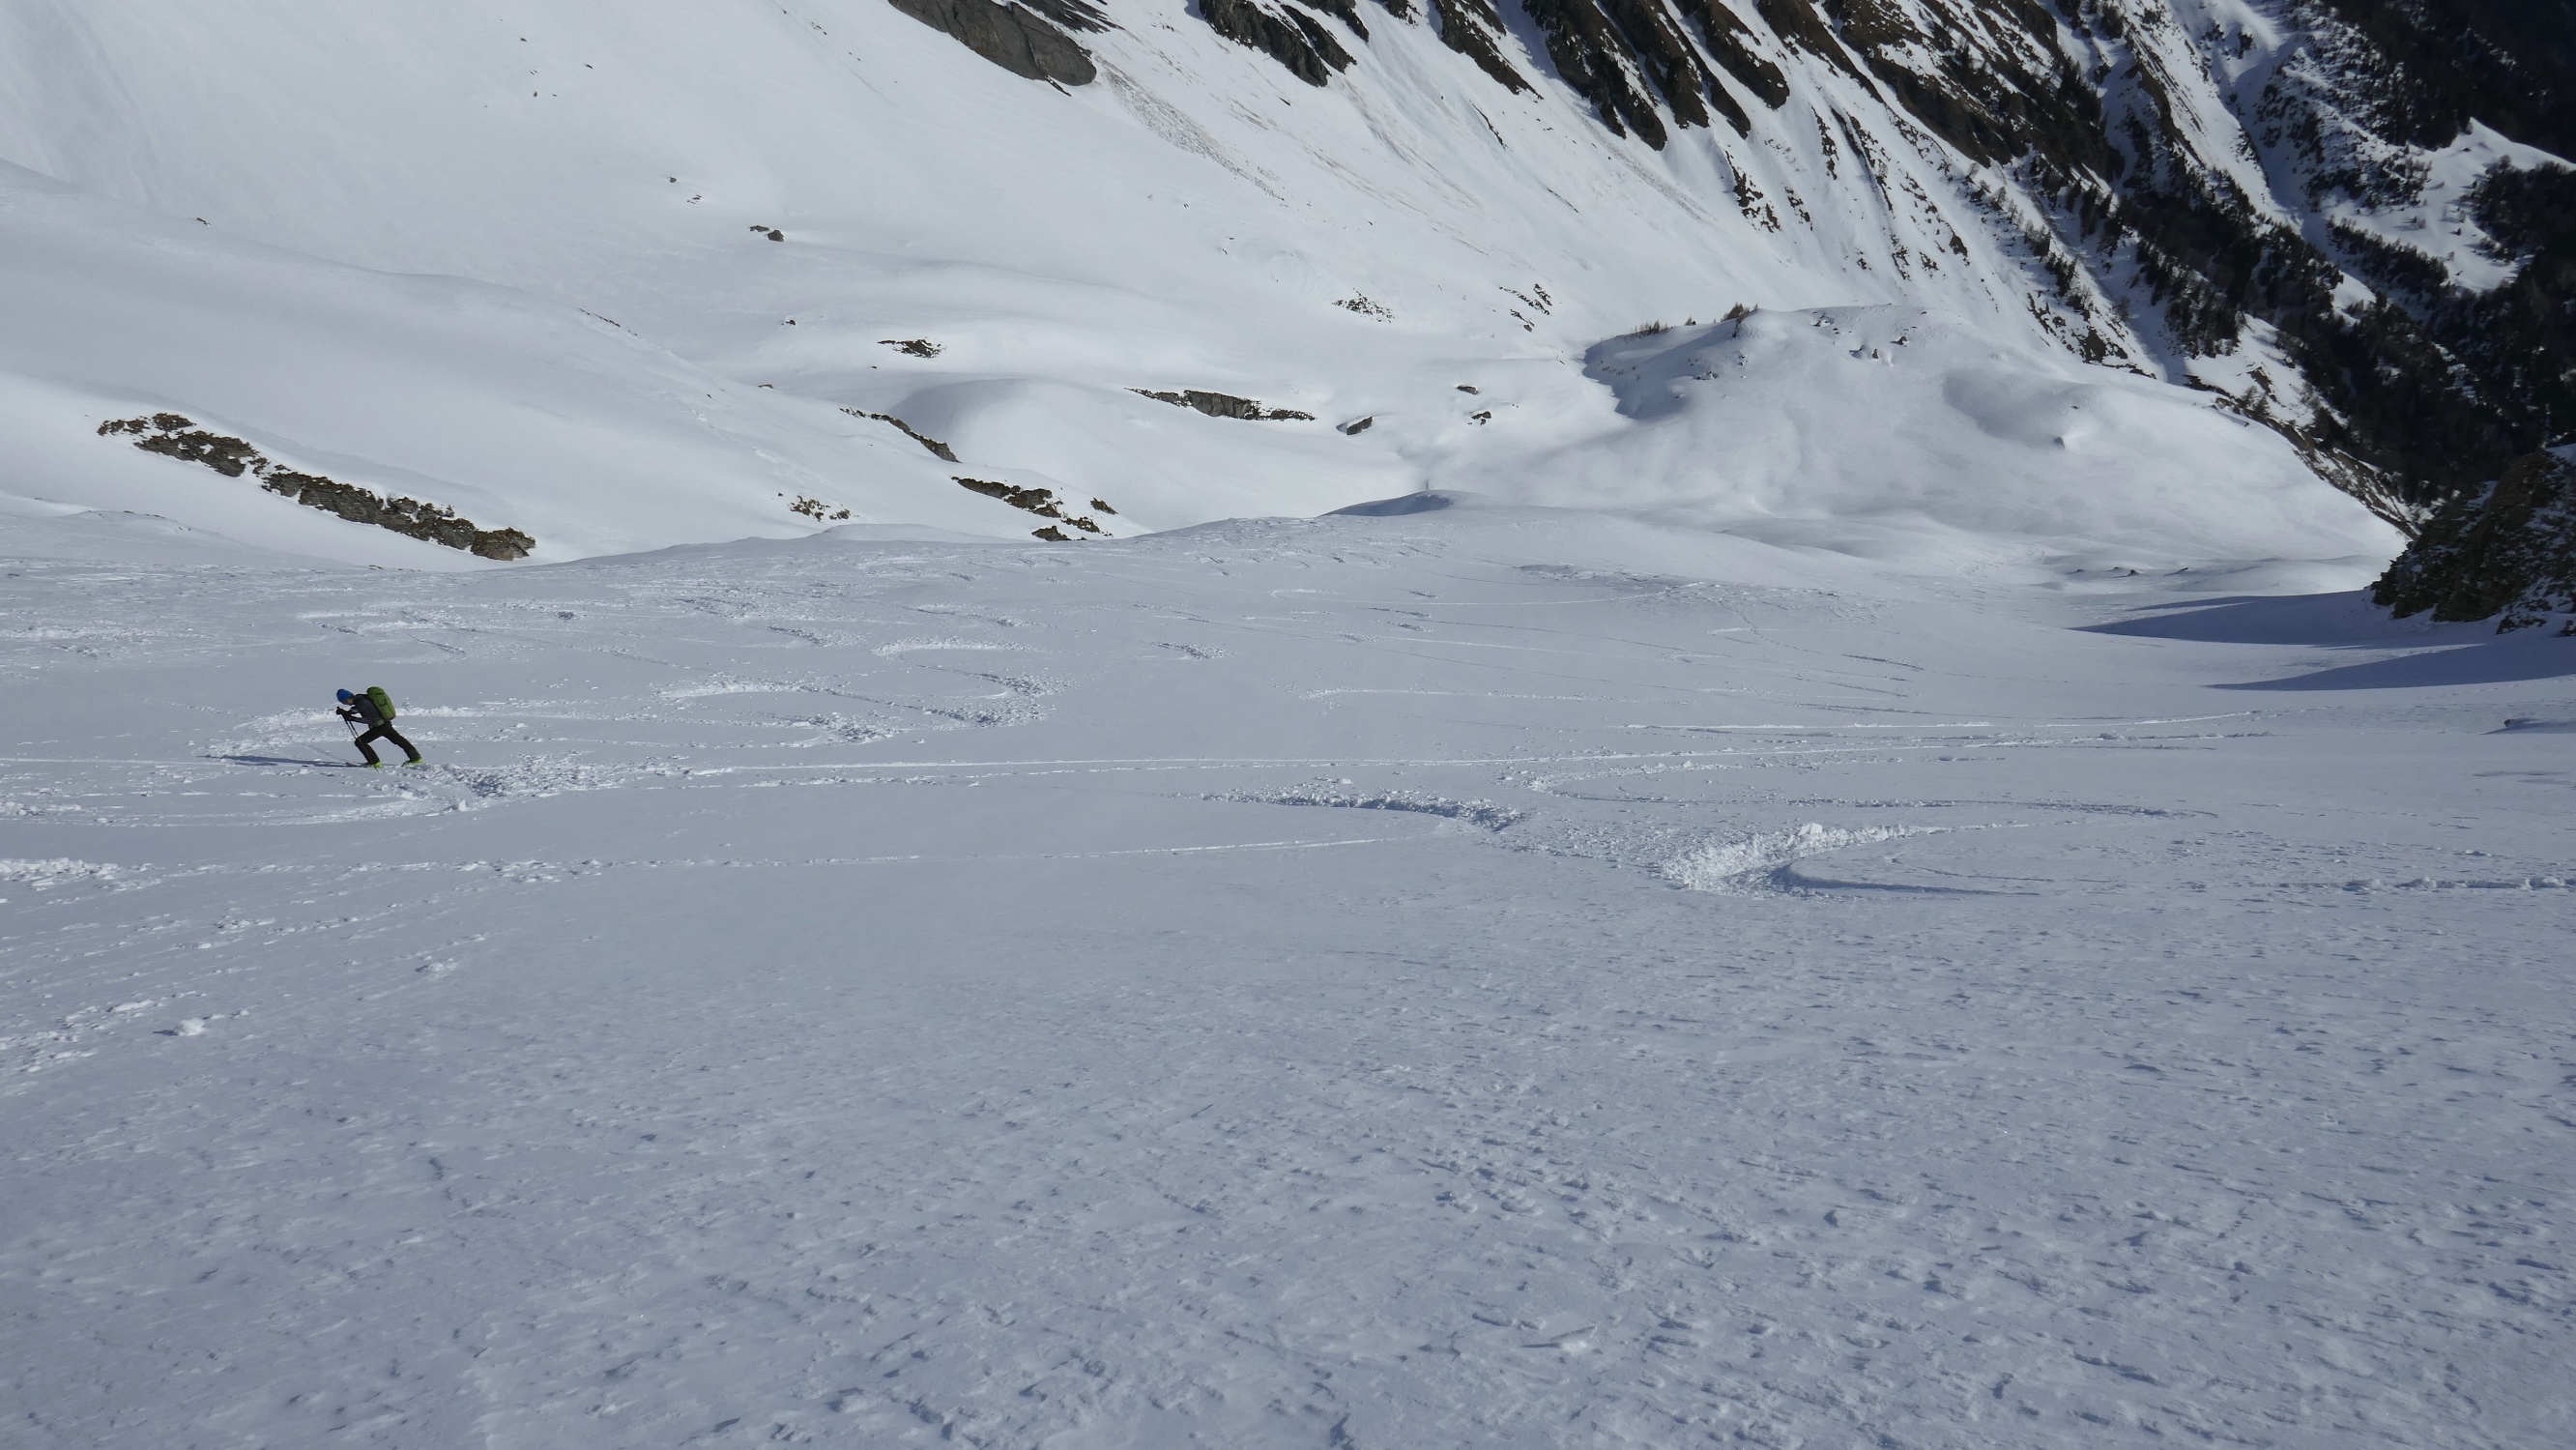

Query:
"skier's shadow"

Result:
[[215, 753, 361, 768]]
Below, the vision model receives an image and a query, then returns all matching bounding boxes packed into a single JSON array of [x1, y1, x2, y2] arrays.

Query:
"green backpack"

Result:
[[365, 685, 396, 721]]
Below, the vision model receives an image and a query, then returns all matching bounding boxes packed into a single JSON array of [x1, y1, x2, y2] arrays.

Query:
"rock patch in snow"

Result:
[[99, 415, 535, 560]]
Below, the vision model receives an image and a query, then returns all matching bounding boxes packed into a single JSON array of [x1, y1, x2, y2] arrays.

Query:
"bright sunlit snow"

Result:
[[6, 506, 2572, 1448], [0, 0, 2408, 570], [3, 1, 2571, 1446]]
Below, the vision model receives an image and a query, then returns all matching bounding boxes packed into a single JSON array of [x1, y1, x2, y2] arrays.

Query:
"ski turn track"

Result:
[[3, 508, 2573, 1449]]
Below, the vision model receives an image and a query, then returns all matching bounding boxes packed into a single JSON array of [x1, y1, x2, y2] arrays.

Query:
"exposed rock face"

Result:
[[1020, 0, 1113, 31], [843, 409, 960, 463], [957, 477, 1109, 532], [1525, 0, 1698, 146], [99, 415, 535, 560], [1200, 0, 1356, 86], [1304, 0, 1372, 41], [2375, 449, 2576, 632], [1676, 0, 1786, 111], [885, 0, 1102, 86], [1431, 0, 1529, 93], [1133, 388, 1316, 420]]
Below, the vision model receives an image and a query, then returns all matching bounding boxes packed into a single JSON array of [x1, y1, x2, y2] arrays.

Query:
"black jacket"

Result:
[[339, 695, 389, 728]]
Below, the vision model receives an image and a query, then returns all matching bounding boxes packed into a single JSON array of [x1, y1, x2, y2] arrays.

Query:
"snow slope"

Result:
[[0, 0, 2400, 572], [1451, 306, 2395, 573], [2, 12, 2555, 1442], [0, 160, 991, 565], [4, 508, 2571, 1448]]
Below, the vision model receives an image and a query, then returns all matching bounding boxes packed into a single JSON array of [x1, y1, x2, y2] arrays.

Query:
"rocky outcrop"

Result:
[[1019, 0, 1113, 32], [886, 0, 1101, 86], [2375, 449, 2576, 632], [957, 477, 1107, 534], [1675, 0, 1787, 110], [1524, 0, 1678, 146], [1199, 0, 1354, 87], [100, 414, 535, 560], [843, 409, 960, 462], [1432, 0, 1530, 94], [1752, 0, 1870, 87], [1133, 388, 1316, 420], [1303, 0, 1372, 40]]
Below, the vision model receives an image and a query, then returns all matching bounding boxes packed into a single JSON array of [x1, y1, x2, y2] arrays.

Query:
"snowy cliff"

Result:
[[0, 0, 2563, 572]]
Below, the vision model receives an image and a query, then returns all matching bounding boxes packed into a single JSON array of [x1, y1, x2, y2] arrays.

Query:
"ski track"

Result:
[[3, 521, 2573, 1450]]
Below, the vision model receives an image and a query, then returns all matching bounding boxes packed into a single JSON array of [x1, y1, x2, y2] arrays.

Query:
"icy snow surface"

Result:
[[5, 505, 2572, 1448]]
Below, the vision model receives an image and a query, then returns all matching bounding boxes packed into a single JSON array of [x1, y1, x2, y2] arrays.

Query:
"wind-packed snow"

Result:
[[5, 506, 2571, 1448]]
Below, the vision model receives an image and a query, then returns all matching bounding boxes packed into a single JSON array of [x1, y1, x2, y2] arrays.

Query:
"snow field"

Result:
[[0, 6, 2561, 1440], [4, 507, 2570, 1447], [0, 2, 2400, 576]]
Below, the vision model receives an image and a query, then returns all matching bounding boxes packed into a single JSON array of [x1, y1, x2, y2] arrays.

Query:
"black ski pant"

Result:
[[354, 724, 420, 765]]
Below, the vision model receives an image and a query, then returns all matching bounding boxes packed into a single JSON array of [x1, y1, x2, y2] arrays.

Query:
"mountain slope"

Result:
[[0, 0, 2558, 569]]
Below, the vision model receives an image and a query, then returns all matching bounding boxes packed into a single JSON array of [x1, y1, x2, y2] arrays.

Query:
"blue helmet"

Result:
[[336, 689, 355, 702]]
